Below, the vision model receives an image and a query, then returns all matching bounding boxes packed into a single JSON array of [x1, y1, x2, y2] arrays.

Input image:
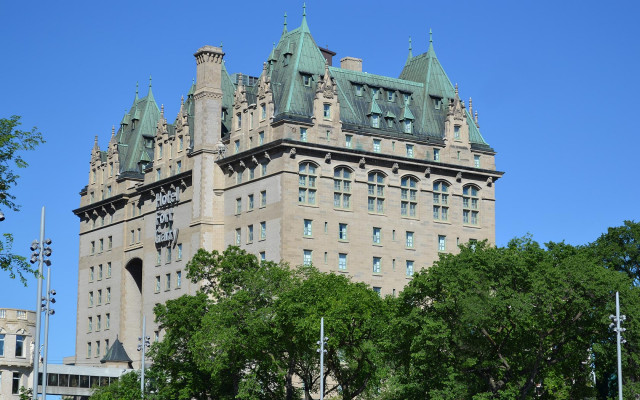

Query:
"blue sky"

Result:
[[0, 0, 639, 374]]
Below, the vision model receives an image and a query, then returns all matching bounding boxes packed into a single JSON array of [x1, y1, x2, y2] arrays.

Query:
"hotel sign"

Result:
[[155, 189, 179, 246]]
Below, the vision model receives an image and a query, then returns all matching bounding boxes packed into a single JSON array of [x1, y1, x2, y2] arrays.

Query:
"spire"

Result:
[[93, 135, 99, 150], [147, 75, 154, 101], [111, 125, 115, 137], [134, 81, 139, 102], [455, 83, 459, 97], [407, 36, 413, 63], [220, 41, 223, 50], [283, 12, 288, 35], [428, 28, 434, 54], [469, 97, 473, 116], [475, 110, 479, 127], [300, 3, 309, 33], [161, 104, 164, 119]]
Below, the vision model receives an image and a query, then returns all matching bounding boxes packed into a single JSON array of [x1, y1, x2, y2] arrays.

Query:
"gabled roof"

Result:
[[100, 337, 132, 364], [114, 80, 161, 176]]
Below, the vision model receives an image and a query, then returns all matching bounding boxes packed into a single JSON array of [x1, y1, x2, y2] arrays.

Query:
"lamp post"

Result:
[[609, 291, 626, 400], [316, 317, 328, 400], [137, 315, 150, 399], [30, 207, 52, 400]]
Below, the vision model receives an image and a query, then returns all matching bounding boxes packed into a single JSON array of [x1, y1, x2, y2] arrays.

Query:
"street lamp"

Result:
[[137, 315, 151, 399], [30, 207, 52, 400], [609, 291, 626, 400], [316, 317, 328, 400]]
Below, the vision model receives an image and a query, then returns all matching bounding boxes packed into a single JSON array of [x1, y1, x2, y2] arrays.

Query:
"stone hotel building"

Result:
[[69, 12, 503, 367]]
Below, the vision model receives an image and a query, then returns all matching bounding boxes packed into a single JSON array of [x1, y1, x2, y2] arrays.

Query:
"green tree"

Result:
[[592, 220, 640, 284], [386, 238, 633, 400], [89, 371, 146, 400], [0, 115, 44, 285]]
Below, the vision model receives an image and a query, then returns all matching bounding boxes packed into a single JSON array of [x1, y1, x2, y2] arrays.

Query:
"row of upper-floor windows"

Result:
[[156, 244, 183, 265], [89, 263, 111, 281], [352, 84, 413, 105], [88, 288, 111, 307], [235, 221, 267, 245], [87, 313, 110, 332], [298, 162, 482, 225], [234, 162, 268, 184], [0, 334, 26, 358], [155, 135, 185, 159], [155, 160, 183, 181], [235, 191, 267, 214], [90, 237, 113, 254], [154, 271, 182, 293], [235, 103, 268, 130]]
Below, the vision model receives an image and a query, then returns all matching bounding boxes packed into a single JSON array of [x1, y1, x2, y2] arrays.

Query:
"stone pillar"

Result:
[[191, 46, 226, 252]]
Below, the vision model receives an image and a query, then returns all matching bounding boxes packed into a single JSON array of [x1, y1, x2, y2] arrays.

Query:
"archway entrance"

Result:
[[122, 257, 143, 362]]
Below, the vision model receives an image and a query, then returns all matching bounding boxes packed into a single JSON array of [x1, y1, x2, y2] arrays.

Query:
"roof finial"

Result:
[[149, 75, 152, 88], [475, 110, 479, 125], [283, 12, 288, 34], [94, 135, 99, 148], [455, 83, 459, 96], [161, 104, 164, 118], [111, 125, 115, 137], [220, 41, 223, 50], [407, 36, 413, 62], [303, 3, 306, 16], [429, 28, 433, 44], [135, 81, 139, 101], [469, 97, 473, 115], [181, 95, 184, 105]]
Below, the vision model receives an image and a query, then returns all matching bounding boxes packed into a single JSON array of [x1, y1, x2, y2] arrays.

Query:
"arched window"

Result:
[[433, 181, 449, 221], [298, 162, 317, 205], [401, 176, 418, 217], [367, 172, 385, 213], [463, 185, 480, 225], [333, 167, 352, 209]]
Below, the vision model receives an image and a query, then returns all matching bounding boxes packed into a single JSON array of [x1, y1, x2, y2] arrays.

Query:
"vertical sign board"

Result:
[[155, 189, 179, 247]]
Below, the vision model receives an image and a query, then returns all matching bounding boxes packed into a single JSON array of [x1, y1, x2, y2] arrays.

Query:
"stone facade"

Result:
[[70, 13, 503, 367], [0, 308, 36, 399]]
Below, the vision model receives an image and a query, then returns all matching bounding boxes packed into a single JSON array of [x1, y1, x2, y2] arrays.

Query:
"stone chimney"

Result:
[[340, 57, 362, 72]]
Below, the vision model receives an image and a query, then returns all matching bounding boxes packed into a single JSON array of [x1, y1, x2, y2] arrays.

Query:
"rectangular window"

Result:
[[177, 160, 182, 173], [108, 236, 112, 249], [373, 286, 382, 296], [372, 227, 381, 244], [234, 140, 240, 153], [406, 231, 414, 248], [406, 260, 414, 276], [96, 341, 100, 356], [260, 190, 267, 207], [433, 148, 440, 161], [474, 155, 480, 168], [300, 127, 308, 142], [166, 246, 172, 263], [97, 289, 102, 305], [12, 372, 21, 394], [261, 104, 267, 120], [166, 273, 171, 290], [177, 243, 183, 260], [0, 333, 4, 356], [130, 230, 135, 245], [107, 262, 111, 278], [247, 225, 254, 243], [137, 228, 141, 243], [345, 134, 352, 148], [250, 111, 253, 129], [106, 313, 110, 329], [158, 143, 163, 158], [372, 257, 381, 273], [338, 223, 348, 241], [387, 91, 394, 101], [89, 266, 94, 282], [236, 198, 242, 214], [404, 120, 412, 134], [235, 228, 241, 245], [155, 276, 161, 293], [97, 315, 101, 330], [339, 253, 347, 270], [454, 125, 461, 140], [237, 113, 242, 129], [260, 251, 266, 261], [106, 287, 111, 303], [261, 162, 268, 176], [236, 170, 243, 184], [373, 139, 381, 153], [248, 194, 254, 210], [259, 131, 264, 145], [406, 144, 414, 158], [176, 271, 182, 288], [99, 239, 103, 252], [403, 93, 410, 105], [156, 169, 161, 180], [304, 219, 313, 237], [156, 249, 162, 265], [260, 221, 266, 240], [179, 136, 184, 150], [372, 88, 379, 99], [15, 335, 24, 357], [355, 84, 363, 96], [303, 250, 312, 266], [303, 74, 311, 86], [87, 317, 92, 332], [372, 114, 380, 128], [323, 104, 331, 118], [105, 339, 110, 350], [438, 235, 446, 252], [87, 343, 92, 359], [249, 166, 255, 179], [89, 291, 93, 307]]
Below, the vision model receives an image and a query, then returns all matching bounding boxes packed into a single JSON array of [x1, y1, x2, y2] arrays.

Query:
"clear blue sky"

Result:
[[0, 0, 638, 373]]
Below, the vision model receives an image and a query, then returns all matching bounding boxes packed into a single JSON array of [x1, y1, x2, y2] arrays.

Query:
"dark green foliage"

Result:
[[89, 371, 145, 400], [0, 115, 44, 285]]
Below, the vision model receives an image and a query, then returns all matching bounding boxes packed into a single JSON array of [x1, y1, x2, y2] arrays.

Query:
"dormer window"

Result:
[[221, 109, 227, 120], [372, 114, 380, 128], [454, 125, 461, 140], [387, 119, 393, 128], [158, 143, 163, 158], [261, 104, 266, 120], [387, 91, 394, 102], [323, 104, 331, 119], [355, 84, 363, 96], [404, 120, 412, 134], [372, 88, 379, 100], [303, 74, 312, 87], [403, 93, 410, 105], [433, 96, 443, 110]]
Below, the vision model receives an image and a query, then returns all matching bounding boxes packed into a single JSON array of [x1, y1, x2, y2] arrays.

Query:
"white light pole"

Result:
[[316, 317, 328, 400], [609, 292, 626, 400], [137, 315, 150, 399]]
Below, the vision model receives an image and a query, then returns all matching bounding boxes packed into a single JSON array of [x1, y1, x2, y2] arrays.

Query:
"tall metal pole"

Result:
[[41, 265, 52, 399], [32, 207, 45, 400], [616, 291, 623, 400], [319, 317, 324, 400], [141, 315, 146, 399]]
